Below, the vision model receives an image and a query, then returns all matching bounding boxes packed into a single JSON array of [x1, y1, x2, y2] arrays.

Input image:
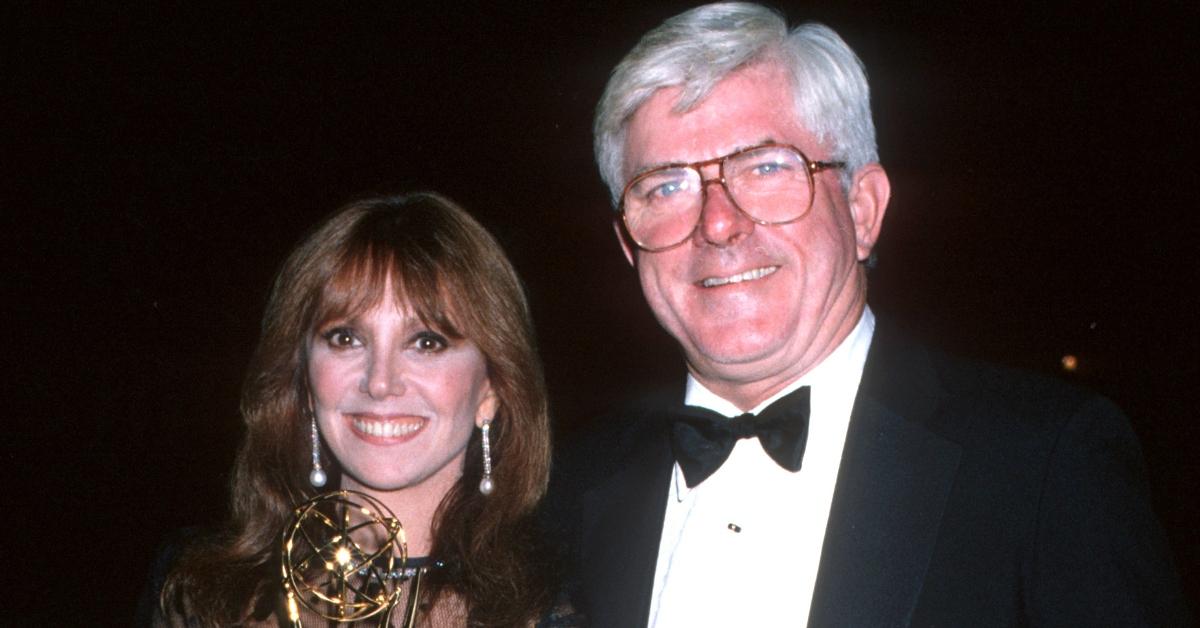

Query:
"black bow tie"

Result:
[[668, 386, 811, 488]]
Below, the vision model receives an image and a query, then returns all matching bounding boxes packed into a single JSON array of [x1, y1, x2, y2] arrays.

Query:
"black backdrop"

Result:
[[7, 2, 1197, 622]]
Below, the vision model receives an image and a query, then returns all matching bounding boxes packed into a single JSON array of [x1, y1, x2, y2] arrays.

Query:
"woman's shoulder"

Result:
[[535, 591, 587, 628], [136, 527, 204, 626]]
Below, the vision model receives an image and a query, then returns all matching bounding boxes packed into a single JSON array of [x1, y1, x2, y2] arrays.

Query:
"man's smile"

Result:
[[698, 265, 779, 288]]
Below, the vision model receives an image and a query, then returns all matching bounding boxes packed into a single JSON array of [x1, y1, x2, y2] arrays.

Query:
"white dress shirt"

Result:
[[647, 308, 875, 628]]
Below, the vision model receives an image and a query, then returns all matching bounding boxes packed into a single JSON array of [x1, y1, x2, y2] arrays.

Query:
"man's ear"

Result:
[[613, 218, 636, 267], [848, 163, 891, 261]]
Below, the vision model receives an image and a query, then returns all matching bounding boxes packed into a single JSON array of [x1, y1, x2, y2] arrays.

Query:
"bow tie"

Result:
[[668, 386, 811, 488]]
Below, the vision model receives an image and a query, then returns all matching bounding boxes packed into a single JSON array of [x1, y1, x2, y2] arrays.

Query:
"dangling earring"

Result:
[[479, 419, 494, 495], [309, 413, 327, 488]]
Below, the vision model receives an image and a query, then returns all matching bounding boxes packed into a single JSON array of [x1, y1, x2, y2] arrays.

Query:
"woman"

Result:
[[154, 193, 572, 626]]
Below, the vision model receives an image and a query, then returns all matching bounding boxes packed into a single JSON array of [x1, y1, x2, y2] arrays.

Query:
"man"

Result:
[[550, 3, 1189, 626]]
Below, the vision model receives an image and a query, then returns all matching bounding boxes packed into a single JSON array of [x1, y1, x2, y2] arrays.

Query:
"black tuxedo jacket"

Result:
[[547, 321, 1190, 627]]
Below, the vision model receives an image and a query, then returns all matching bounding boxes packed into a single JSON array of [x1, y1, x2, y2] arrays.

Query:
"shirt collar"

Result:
[[673, 307, 876, 499]]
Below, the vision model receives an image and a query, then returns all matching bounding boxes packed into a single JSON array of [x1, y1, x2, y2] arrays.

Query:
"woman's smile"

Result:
[[347, 413, 426, 442]]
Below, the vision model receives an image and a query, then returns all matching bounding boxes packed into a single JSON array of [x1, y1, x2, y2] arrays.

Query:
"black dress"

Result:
[[136, 532, 587, 627]]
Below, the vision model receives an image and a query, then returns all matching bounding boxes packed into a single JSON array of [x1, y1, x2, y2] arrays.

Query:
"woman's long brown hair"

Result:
[[161, 193, 553, 626]]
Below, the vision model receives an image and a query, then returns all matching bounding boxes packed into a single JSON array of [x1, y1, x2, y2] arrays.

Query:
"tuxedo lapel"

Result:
[[808, 324, 962, 627], [579, 419, 674, 627]]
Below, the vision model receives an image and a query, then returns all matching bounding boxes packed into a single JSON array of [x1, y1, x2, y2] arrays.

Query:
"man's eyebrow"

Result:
[[628, 158, 681, 177], [629, 138, 781, 177]]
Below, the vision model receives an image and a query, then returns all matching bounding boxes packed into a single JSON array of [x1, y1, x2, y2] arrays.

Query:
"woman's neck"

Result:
[[337, 472, 460, 556]]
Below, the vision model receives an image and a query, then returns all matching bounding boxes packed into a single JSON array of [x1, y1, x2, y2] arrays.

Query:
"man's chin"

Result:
[[686, 340, 787, 378]]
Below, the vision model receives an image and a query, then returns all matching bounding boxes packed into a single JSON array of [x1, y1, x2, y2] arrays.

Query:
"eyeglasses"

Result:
[[618, 142, 845, 252]]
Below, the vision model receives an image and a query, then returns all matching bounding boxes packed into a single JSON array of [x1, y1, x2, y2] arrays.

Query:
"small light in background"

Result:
[[1061, 354, 1078, 372]]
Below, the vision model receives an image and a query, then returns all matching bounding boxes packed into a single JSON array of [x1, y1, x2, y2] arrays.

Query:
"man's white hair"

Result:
[[594, 2, 877, 205]]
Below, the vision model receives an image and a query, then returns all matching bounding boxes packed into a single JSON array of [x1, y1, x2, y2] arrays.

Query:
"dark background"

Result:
[[6, 2, 1196, 622]]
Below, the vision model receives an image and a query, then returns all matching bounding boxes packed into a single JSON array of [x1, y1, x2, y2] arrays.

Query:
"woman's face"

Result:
[[306, 279, 496, 499]]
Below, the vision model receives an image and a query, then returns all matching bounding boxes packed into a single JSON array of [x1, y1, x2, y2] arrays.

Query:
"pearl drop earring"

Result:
[[309, 414, 327, 488], [479, 419, 494, 495]]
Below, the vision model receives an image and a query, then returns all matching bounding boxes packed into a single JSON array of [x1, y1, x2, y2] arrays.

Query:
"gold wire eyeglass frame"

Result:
[[618, 142, 845, 252]]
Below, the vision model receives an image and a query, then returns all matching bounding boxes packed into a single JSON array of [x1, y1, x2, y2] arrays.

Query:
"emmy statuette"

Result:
[[281, 490, 425, 626]]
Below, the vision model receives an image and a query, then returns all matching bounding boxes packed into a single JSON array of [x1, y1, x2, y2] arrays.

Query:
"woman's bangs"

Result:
[[310, 252, 389, 329], [311, 245, 463, 339]]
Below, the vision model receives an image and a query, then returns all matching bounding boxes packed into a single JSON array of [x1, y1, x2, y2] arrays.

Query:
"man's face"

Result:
[[619, 62, 889, 408]]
